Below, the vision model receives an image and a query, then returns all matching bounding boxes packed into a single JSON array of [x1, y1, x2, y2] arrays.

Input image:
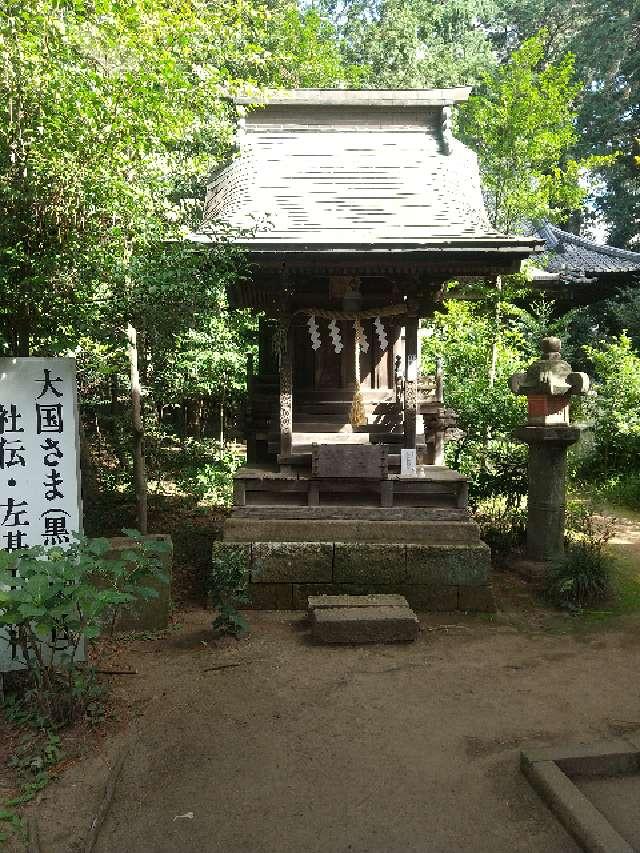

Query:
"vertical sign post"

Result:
[[0, 357, 82, 672]]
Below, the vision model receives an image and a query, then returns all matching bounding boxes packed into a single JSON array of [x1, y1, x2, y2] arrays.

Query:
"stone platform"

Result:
[[214, 462, 496, 613], [212, 536, 494, 612]]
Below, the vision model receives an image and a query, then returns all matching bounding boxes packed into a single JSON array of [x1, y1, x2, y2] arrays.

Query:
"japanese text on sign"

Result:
[[0, 359, 81, 552]]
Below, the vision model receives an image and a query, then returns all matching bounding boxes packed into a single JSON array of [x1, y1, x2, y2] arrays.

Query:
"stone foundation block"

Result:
[[399, 584, 458, 612], [312, 606, 418, 644], [211, 541, 251, 574], [251, 542, 333, 583], [225, 518, 480, 544], [104, 535, 173, 632], [458, 584, 497, 613], [247, 583, 293, 610], [333, 543, 406, 584], [405, 543, 490, 586]]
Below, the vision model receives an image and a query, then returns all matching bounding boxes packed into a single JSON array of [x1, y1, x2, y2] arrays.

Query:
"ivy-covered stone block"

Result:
[[251, 542, 333, 583], [333, 543, 406, 584], [405, 544, 490, 586]]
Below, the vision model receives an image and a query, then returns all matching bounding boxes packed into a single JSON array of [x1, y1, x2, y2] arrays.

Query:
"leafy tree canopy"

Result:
[[458, 31, 610, 233], [320, 0, 497, 87]]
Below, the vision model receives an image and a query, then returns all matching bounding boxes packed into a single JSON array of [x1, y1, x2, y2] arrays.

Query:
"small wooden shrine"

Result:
[[195, 89, 540, 610]]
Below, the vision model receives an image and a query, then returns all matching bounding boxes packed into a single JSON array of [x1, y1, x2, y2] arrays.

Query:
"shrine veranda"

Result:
[[194, 89, 541, 610]]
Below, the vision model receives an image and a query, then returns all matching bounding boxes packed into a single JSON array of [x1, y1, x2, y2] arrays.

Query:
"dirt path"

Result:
[[27, 588, 640, 853]]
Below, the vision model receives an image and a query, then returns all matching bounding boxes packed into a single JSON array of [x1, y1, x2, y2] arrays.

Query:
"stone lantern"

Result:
[[509, 337, 589, 562]]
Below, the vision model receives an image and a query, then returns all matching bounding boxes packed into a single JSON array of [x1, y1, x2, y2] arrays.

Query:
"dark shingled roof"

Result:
[[536, 221, 640, 279], [193, 89, 538, 258]]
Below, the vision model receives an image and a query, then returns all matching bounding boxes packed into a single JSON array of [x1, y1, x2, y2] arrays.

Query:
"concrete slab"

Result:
[[308, 594, 409, 611], [521, 739, 640, 853], [312, 605, 418, 644], [576, 775, 640, 851]]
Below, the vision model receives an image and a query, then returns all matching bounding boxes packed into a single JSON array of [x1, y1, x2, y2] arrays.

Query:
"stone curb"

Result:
[[521, 739, 640, 853]]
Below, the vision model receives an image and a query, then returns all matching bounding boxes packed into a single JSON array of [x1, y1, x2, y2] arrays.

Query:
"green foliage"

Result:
[[0, 727, 66, 842], [459, 30, 608, 232], [545, 507, 615, 609], [177, 444, 245, 505], [0, 0, 348, 358], [422, 300, 528, 441], [581, 334, 640, 474], [322, 0, 497, 87], [476, 499, 527, 563], [0, 531, 169, 725], [490, 0, 640, 247], [583, 473, 640, 512], [209, 548, 251, 638], [421, 298, 530, 506]]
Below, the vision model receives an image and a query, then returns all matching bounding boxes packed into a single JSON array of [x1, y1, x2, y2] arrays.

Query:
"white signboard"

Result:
[[400, 449, 417, 477], [406, 354, 418, 383], [0, 357, 82, 672]]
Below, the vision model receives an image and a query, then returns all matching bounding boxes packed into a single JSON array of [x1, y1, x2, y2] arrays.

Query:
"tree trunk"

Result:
[[110, 373, 118, 420], [127, 324, 148, 534], [219, 396, 225, 461]]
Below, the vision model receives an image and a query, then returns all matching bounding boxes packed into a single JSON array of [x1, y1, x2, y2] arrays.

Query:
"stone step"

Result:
[[224, 519, 480, 544], [296, 401, 401, 415], [297, 389, 393, 402], [311, 604, 418, 644], [308, 593, 409, 611], [231, 506, 469, 521], [293, 421, 354, 433]]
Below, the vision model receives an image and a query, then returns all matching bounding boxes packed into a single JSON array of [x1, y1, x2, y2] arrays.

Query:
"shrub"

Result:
[[545, 509, 615, 610], [175, 442, 245, 505], [0, 531, 169, 725], [581, 334, 640, 474], [209, 547, 250, 638], [576, 471, 640, 512], [455, 438, 528, 509], [476, 500, 527, 564]]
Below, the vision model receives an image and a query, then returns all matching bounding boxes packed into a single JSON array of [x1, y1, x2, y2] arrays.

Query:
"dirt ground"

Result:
[[9, 576, 638, 853], [2, 509, 640, 853]]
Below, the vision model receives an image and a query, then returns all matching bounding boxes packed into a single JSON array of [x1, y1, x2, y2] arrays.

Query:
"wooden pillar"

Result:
[[433, 355, 445, 465], [278, 317, 293, 460], [404, 310, 419, 450]]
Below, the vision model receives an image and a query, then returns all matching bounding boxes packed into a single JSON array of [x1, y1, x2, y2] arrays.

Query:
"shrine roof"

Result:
[[192, 89, 539, 260], [534, 221, 640, 279]]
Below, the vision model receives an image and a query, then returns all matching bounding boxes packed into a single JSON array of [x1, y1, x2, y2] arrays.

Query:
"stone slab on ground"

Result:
[[308, 593, 409, 611], [576, 775, 640, 851], [521, 738, 640, 853], [312, 605, 419, 644]]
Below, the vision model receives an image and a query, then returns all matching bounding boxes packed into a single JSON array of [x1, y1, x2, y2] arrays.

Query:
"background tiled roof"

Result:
[[537, 221, 640, 276]]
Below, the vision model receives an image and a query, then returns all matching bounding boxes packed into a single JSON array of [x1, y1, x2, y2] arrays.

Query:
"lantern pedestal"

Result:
[[513, 426, 581, 562]]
